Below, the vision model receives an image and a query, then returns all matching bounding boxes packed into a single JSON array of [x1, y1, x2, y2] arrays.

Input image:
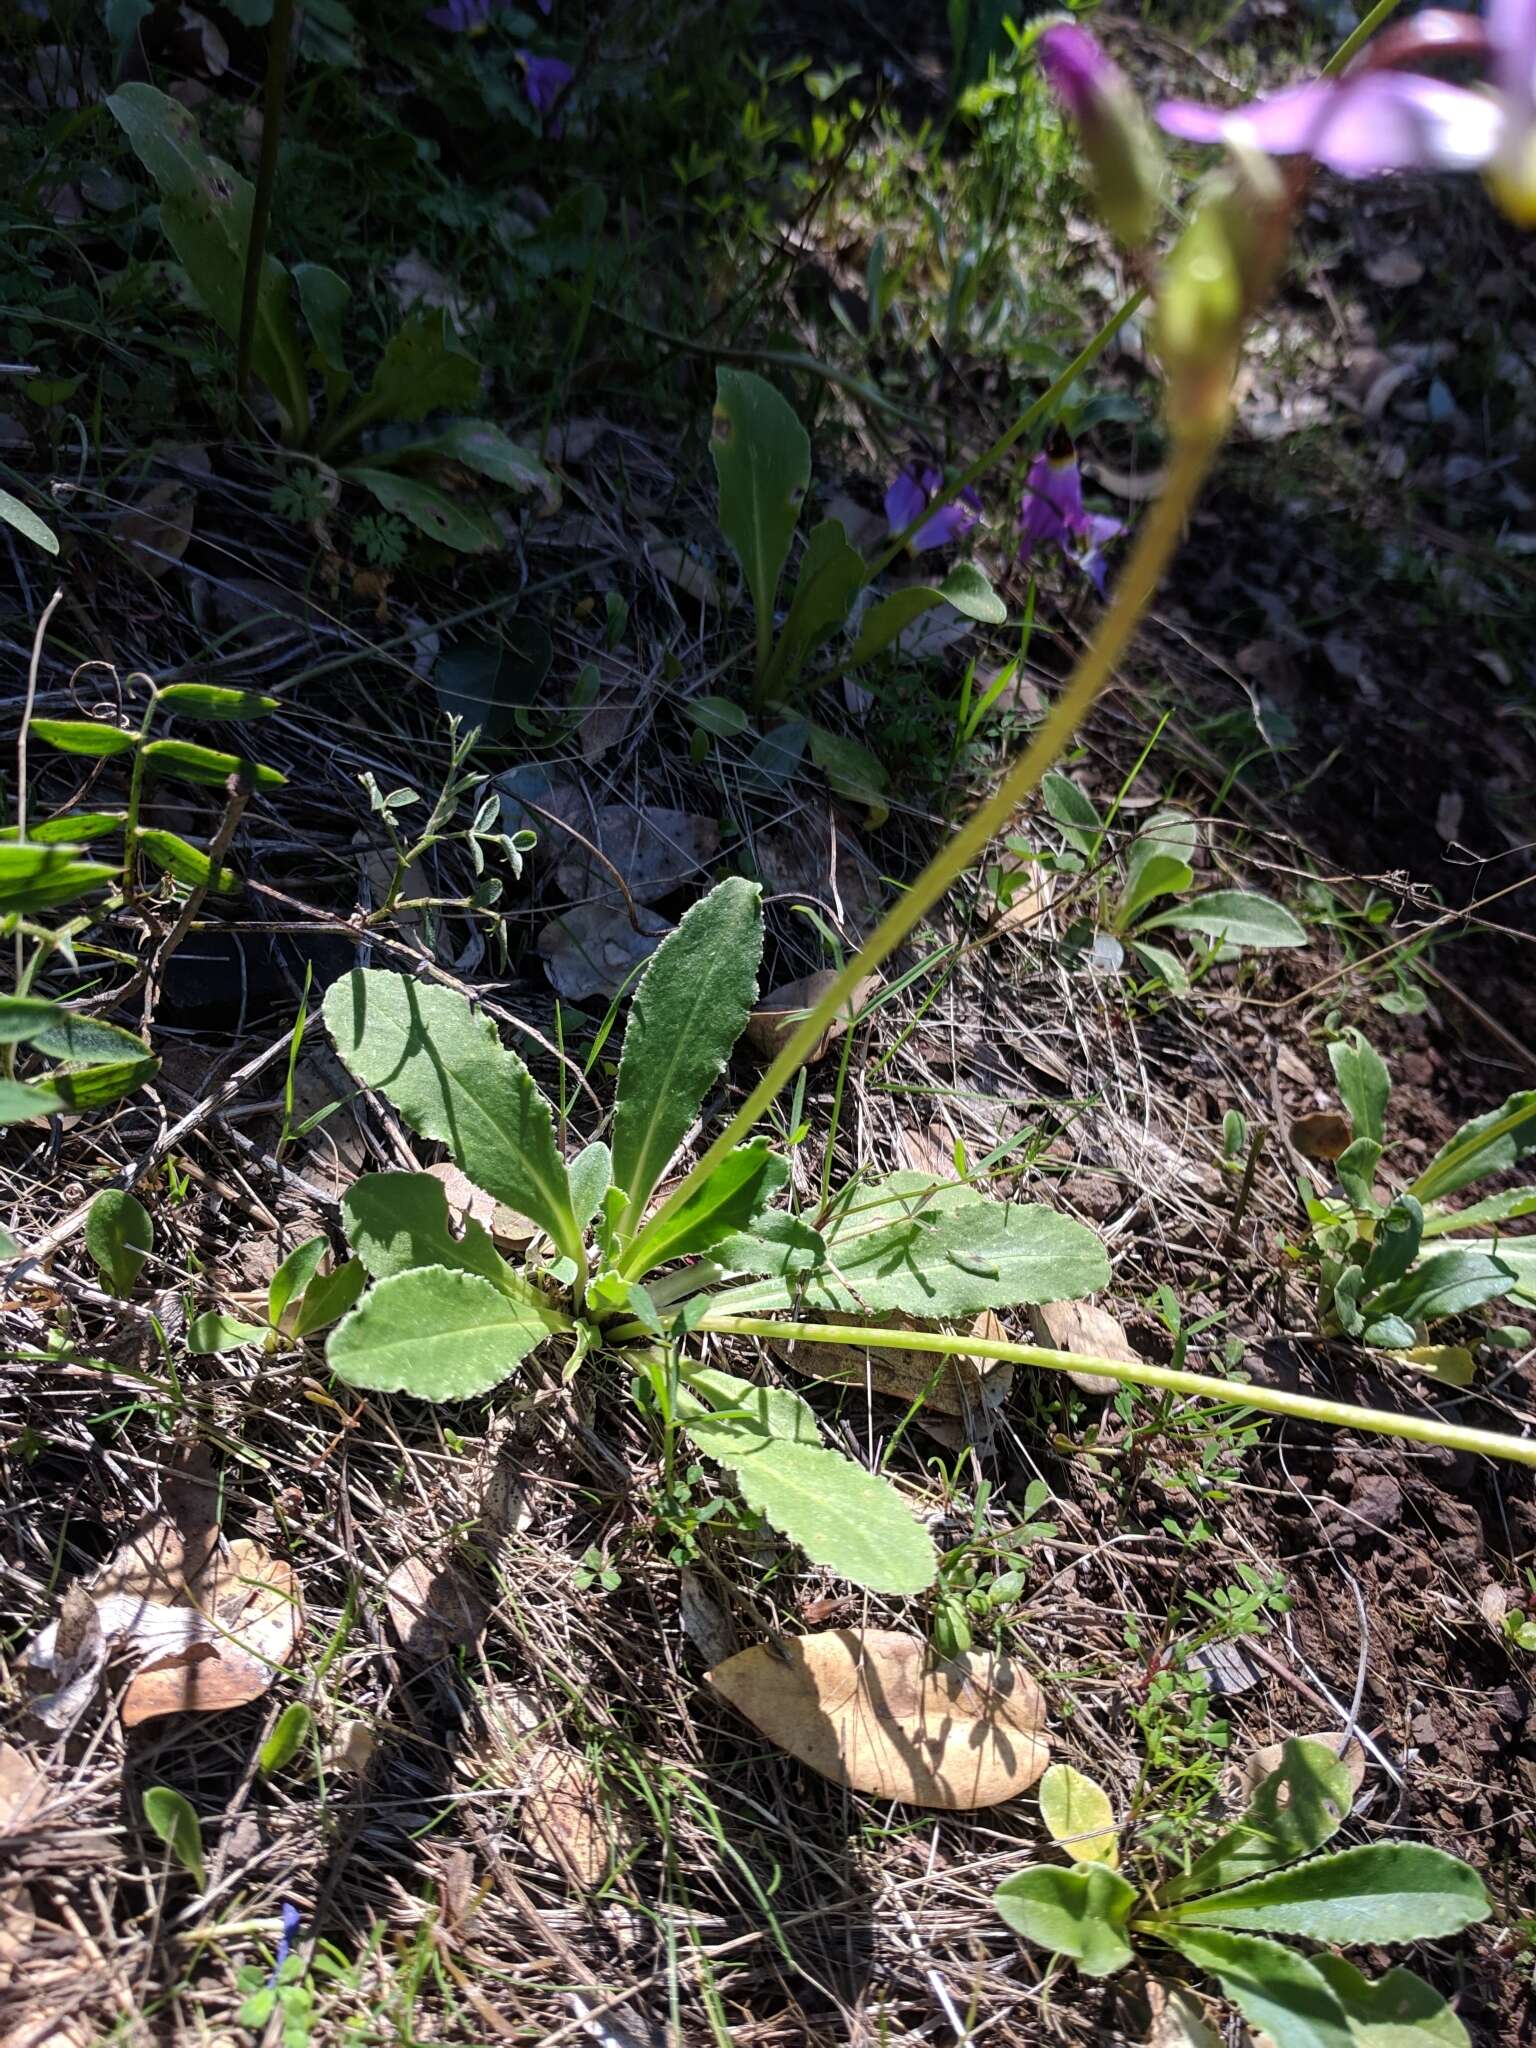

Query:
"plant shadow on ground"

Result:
[[2, 0, 1535, 2042]]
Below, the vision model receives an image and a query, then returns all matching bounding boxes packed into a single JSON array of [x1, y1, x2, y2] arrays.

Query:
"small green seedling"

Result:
[[357, 715, 532, 927], [142, 1785, 205, 1888], [995, 1739, 1489, 2048], [1304, 1027, 1534, 1357], [313, 877, 1110, 1595], [85, 1190, 154, 1297], [106, 85, 552, 554], [189, 1236, 365, 1356], [1037, 775, 1306, 992], [931, 1476, 1058, 1657]]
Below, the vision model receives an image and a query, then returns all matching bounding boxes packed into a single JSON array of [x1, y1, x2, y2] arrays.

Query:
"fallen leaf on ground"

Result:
[[544, 418, 609, 465], [427, 1159, 536, 1249], [1477, 1583, 1509, 1630], [0, 1747, 47, 1834], [677, 1568, 737, 1669], [1029, 1298, 1136, 1397], [707, 1628, 1050, 1808], [1365, 248, 1425, 289], [986, 870, 1054, 940], [1236, 1731, 1366, 1804], [113, 482, 195, 578], [120, 1540, 301, 1725], [1038, 1762, 1119, 1866], [1289, 1111, 1353, 1162], [774, 1309, 1011, 1417], [1144, 1979, 1225, 2048], [20, 1584, 107, 1734], [1396, 1344, 1475, 1386], [743, 971, 882, 1068], [385, 1556, 489, 1663], [554, 806, 719, 908], [647, 538, 720, 608], [324, 1721, 377, 1775], [539, 903, 670, 1001], [899, 1123, 961, 1182], [521, 1744, 630, 1885]]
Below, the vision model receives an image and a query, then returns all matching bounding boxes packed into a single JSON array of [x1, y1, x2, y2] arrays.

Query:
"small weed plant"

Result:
[[995, 1739, 1490, 2048], [1302, 1026, 1535, 1362]]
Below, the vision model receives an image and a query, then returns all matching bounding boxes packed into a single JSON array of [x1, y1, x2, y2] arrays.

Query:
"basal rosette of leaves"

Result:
[[1303, 1026, 1535, 1358], [104, 83, 552, 553], [995, 1738, 1491, 2048], [318, 877, 1110, 1595]]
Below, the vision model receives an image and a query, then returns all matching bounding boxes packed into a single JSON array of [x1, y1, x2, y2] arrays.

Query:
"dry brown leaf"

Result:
[[1236, 1731, 1367, 1804], [1477, 1583, 1510, 1629], [707, 1629, 1050, 1808], [577, 698, 638, 765], [427, 1159, 536, 1250], [539, 903, 669, 1001], [1029, 1298, 1135, 1397], [554, 806, 719, 908], [647, 539, 720, 608], [1365, 248, 1425, 289], [324, 1721, 377, 1775], [521, 1745, 625, 1886], [743, 971, 882, 1068], [677, 1569, 737, 1669], [0, 1747, 47, 1835], [20, 1584, 107, 1734], [899, 1122, 961, 1183], [1289, 1111, 1354, 1162], [544, 418, 609, 465], [1145, 1978, 1225, 2048], [385, 1556, 490, 1663], [774, 1310, 1012, 1418], [113, 481, 195, 578], [121, 1539, 301, 1726]]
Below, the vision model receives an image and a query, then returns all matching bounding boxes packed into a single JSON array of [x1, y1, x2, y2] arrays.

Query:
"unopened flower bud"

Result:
[[1038, 21, 1165, 248], [1153, 195, 1244, 440]]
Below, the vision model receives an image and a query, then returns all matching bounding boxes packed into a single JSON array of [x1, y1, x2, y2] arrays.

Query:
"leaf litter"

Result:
[[707, 1628, 1051, 1808]]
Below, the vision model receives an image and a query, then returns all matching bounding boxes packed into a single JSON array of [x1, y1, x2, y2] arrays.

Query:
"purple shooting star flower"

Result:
[[270, 1902, 302, 1980], [425, 0, 495, 30], [1157, 1, 1536, 223], [519, 51, 574, 130], [1018, 431, 1126, 595], [884, 464, 982, 552]]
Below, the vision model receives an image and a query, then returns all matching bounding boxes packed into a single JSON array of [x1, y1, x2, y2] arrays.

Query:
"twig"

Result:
[[1222, 1124, 1267, 1260]]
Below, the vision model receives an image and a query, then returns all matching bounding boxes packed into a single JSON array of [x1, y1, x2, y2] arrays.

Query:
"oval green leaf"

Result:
[[326, 1265, 554, 1400]]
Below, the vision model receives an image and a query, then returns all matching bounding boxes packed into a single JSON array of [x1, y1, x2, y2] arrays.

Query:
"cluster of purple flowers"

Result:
[[887, 444, 1126, 593], [424, 0, 571, 129]]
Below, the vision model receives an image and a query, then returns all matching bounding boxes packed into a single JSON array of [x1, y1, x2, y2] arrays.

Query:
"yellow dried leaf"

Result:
[[1038, 1762, 1119, 1866], [707, 1628, 1050, 1809]]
